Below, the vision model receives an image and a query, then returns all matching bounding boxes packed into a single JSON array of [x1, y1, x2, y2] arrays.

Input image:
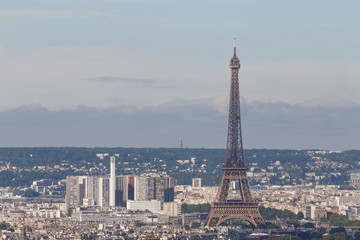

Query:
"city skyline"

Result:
[[1, 0, 360, 149]]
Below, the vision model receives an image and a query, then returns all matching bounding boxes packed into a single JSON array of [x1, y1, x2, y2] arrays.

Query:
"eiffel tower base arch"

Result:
[[204, 202, 264, 227], [204, 168, 264, 227]]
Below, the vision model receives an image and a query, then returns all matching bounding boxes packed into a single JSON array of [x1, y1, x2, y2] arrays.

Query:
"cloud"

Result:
[[241, 60, 360, 105], [1, 45, 360, 112], [0, 8, 104, 21], [0, 97, 359, 150], [0, 46, 224, 110], [84, 76, 155, 84], [296, 97, 359, 109]]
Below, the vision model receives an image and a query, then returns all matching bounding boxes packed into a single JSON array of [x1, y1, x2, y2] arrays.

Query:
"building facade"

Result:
[[66, 174, 175, 214], [192, 178, 202, 188], [65, 176, 96, 214], [350, 169, 360, 189]]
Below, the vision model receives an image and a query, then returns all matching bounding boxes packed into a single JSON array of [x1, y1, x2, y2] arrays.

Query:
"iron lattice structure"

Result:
[[204, 46, 264, 227]]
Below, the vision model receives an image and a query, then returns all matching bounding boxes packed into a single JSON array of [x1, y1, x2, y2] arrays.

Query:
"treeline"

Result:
[[181, 203, 211, 213], [259, 206, 304, 221], [180, 204, 305, 221], [329, 213, 360, 227], [13, 189, 40, 197], [0, 169, 74, 187], [0, 147, 359, 187]]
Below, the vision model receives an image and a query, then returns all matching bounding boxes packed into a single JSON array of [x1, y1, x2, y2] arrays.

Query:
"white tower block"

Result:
[[109, 156, 116, 206]]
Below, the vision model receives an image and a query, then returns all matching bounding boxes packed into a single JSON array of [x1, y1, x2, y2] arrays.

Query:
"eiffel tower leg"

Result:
[[204, 209, 220, 227]]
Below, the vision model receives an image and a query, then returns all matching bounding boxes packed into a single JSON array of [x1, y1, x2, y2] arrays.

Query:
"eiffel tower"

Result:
[[204, 41, 264, 227]]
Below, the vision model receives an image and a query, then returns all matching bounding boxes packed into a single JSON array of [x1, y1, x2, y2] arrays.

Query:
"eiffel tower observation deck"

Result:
[[204, 40, 264, 227]]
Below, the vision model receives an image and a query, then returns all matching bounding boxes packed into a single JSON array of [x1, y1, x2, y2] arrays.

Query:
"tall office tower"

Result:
[[65, 176, 77, 214], [127, 175, 135, 200], [205, 42, 264, 226], [115, 175, 128, 207], [83, 175, 96, 206], [146, 175, 175, 202], [134, 176, 149, 201], [109, 156, 116, 206], [97, 176, 110, 207], [164, 176, 175, 202], [65, 176, 96, 214], [77, 176, 87, 205], [147, 176, 164, 201]]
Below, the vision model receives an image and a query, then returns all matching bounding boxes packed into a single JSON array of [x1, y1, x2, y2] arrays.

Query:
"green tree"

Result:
[[0, 223, 8, 230], [329, 214, 349, 227], [259, 206, 300, 221], [323, 232, 349, 240], [192, 236, 203, 240], [191, 222, 201, 229], [181, 203, 188, 213], [319, 227, 327, 235], [181, 203, 210, 213], [329, 227, 346, 235], [24, 189, 40, 197], [287, 219, 300, 228], [355, 232, 360, 240], [302, 222, 315, 228], [320, 217, 328, 223], [256, 222, 278, 229]]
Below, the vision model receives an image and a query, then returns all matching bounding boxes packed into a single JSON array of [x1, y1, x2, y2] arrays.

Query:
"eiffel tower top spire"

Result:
[[230, 38, 240, 69], [224, 39, 245, 169]]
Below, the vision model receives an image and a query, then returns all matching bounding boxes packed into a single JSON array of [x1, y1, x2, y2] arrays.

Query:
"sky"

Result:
[[0, 0, 360, 149]]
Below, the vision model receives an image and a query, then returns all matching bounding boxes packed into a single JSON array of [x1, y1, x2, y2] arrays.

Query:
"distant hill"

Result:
[[0, 148, 358, 187]]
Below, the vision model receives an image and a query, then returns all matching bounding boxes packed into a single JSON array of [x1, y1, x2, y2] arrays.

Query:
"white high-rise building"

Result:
[[134, 176, 149, 201], [109, 156, 116, 206], [97, 177, 110, 207], [127, 200, 162, 213]]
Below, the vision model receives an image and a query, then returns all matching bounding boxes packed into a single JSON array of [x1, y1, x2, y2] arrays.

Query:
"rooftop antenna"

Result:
[[179, 136, 183, 148]]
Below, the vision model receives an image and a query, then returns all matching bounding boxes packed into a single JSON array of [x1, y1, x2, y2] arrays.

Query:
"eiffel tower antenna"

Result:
[[204, 41, 264, 227], [233, 37, 236, 54]]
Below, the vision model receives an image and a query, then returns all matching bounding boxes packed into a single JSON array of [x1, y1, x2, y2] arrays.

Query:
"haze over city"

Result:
[[1, 0, 360, 149]]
